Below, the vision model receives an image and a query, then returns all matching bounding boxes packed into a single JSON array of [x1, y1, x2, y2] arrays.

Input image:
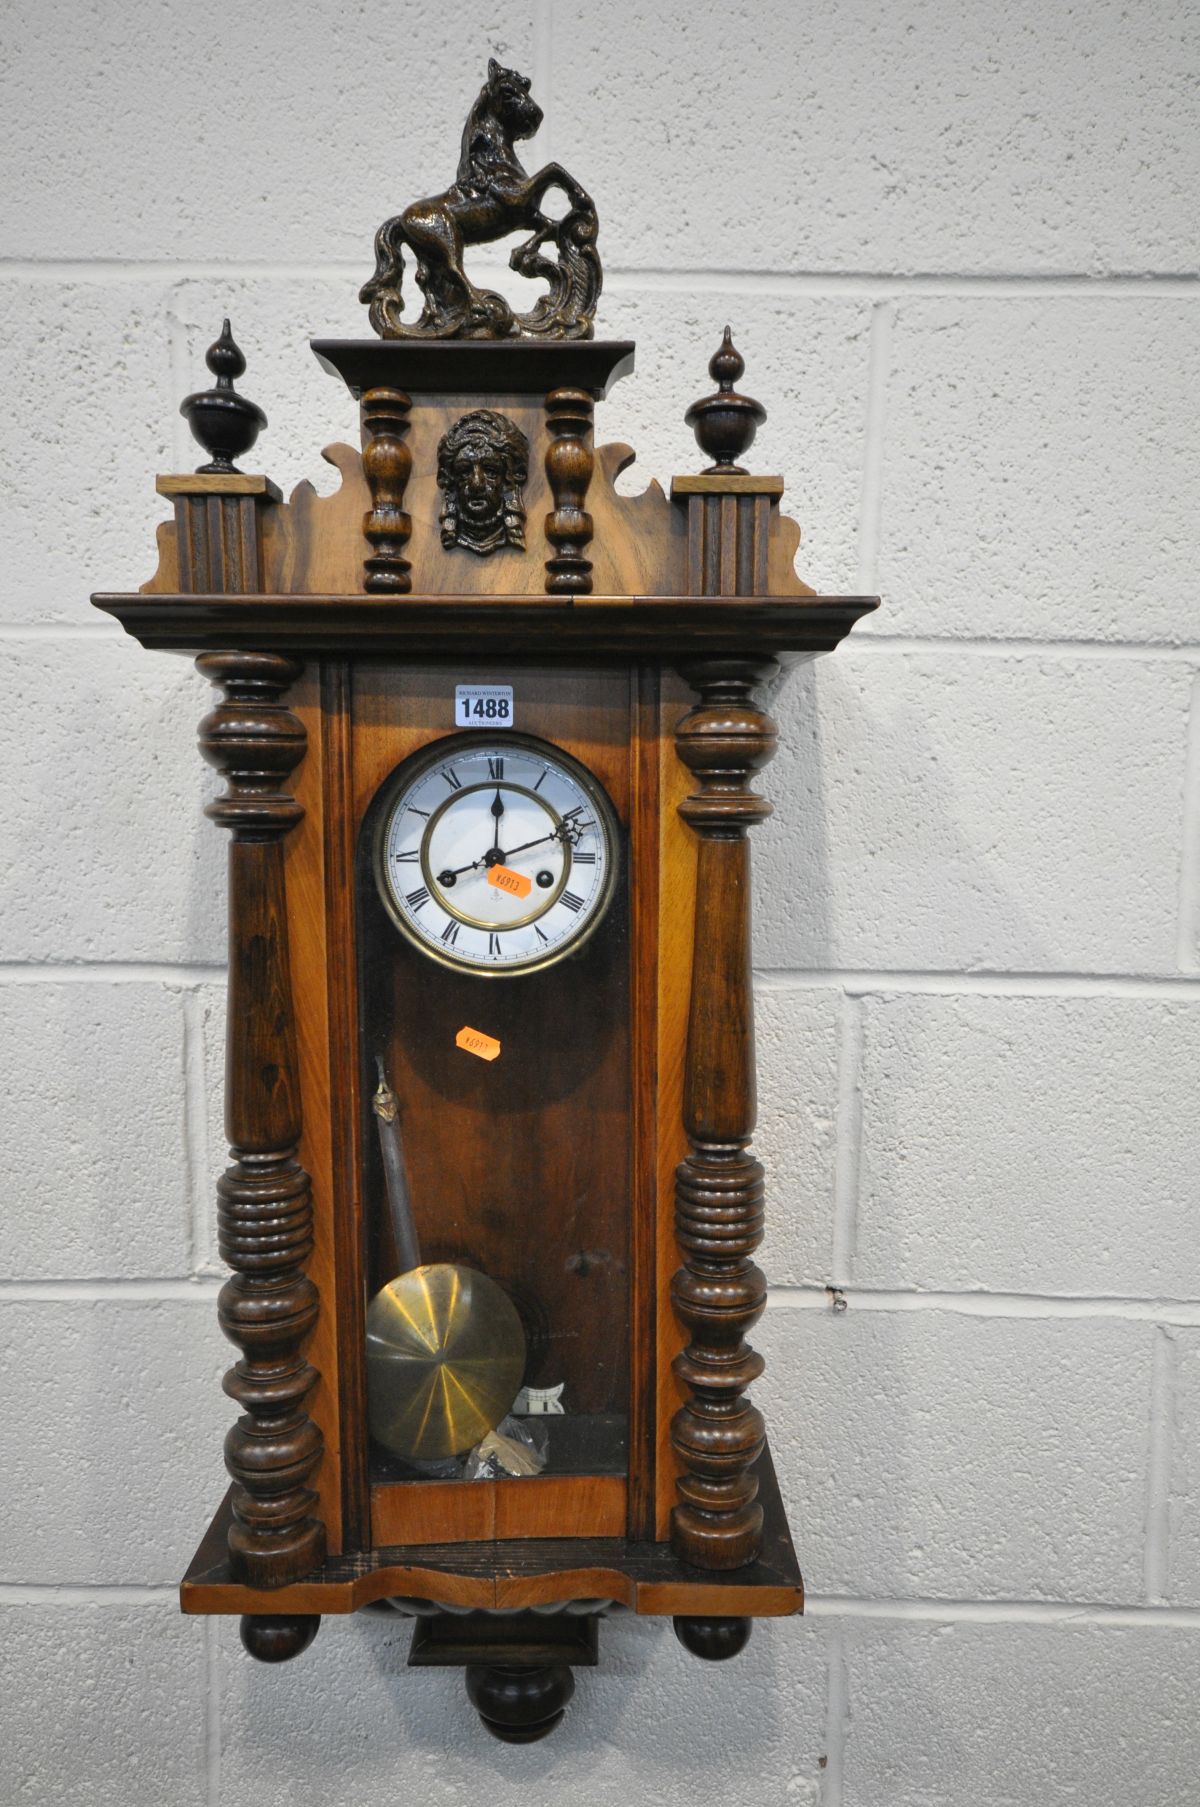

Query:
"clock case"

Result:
[[95, 328, 875, 1737]]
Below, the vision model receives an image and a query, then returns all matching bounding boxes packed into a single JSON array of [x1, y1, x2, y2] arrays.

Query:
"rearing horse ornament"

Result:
[[360, 59, 602, 341]]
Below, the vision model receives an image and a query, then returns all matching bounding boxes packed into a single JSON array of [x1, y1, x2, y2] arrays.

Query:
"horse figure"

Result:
[[360, 59, 601, 340]]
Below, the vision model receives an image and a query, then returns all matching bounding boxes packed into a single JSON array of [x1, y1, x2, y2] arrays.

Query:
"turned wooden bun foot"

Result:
[[239, 1613, 321, 1663], [465, 1662, 575, 1742], [672, 1615, 752, 1662]]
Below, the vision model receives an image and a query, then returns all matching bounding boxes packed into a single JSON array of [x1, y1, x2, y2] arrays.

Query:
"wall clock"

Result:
[[93, 56, 876, 1744], [372, 733, 619, 972]]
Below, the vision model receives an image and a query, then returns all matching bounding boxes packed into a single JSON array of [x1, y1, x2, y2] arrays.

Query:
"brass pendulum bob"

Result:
[[364, 1059, 526, 1462]]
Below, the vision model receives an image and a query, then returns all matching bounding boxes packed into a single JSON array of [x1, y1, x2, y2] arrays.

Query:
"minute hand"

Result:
[[435, 822, 569, 882], [503, 813, 590, 861], [500, 828, 564, 861]]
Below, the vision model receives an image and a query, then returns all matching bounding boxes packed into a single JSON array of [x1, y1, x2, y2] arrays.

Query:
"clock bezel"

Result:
[[370, 728, 621, 977]]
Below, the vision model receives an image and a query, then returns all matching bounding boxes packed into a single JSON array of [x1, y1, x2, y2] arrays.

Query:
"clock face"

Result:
[[374, 734, 619, 974]]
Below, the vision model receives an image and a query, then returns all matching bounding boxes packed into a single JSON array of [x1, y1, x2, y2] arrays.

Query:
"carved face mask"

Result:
[[455, 449, 505, 524], [437, 410, 529, 555]]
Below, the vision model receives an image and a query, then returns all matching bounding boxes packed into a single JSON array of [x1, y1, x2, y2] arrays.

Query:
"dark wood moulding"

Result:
[[182, 1448, 802, 1619], [92, 592, 878, 659], [311, 339, 637, 401]]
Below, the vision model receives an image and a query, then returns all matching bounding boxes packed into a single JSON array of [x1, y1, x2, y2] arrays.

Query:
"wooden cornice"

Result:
[[92, 591, 878, 660]]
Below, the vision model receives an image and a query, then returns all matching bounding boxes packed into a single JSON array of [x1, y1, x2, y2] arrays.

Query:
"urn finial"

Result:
[[684, 325, 767, 474], [180, 319, 267, 474]]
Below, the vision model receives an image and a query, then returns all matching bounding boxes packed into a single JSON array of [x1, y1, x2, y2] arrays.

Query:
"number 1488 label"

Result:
[[455, 684, 514, 727]]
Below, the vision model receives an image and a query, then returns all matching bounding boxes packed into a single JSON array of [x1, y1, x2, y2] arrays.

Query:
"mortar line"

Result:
[[204, 1616, 222, 1807], [2, 1578, 1196, 1626], [533, 0, 554, 164], [1177, 671, 1200, 972], [830, 992, 864, 1284], [845, 633, 1200, 661], [0, 1277, 222, 1302], [607, 269, 1200, 297], [1, 963, 1195, 997], [805, 1594, 1200, 1628], [0, 1583, 178, 1606], [181, 988, 212, 1275], [0, 621, 119, 639], [754, 969, 1200, 999], [855, 300, 894, 595], [9, 1275, 1193, 1318], [0, 963, 226, 984], [1144, 1325, 1179, 1604], [3, 259, 1199, 295], [819, 1621, 847, 1807], [165, 285, 192, 473], [765, 1285, 1200, 1324], [1, 961, 1196, 996]]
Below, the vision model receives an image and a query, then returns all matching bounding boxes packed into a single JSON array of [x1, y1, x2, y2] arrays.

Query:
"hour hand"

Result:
[[437, 849, 492, 883], [482, 787, 507, 863]]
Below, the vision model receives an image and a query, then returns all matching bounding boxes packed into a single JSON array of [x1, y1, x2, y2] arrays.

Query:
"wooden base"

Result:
[[408, 1609, 599, 1668], [180, 1447, 803, 1620], [369, 1472, 626, 1547], [465, 1662, 576, 1743], [239, 1613, 321, 1663], [673, 1615, 752, 1661]]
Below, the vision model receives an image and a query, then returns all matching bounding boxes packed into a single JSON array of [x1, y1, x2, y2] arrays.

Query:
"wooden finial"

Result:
[[180, 319, 267, 474], [684, 326, 767, 474]]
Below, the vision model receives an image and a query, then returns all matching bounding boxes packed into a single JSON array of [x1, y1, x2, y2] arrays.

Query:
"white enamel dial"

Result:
[[375, 735, 619, 974]]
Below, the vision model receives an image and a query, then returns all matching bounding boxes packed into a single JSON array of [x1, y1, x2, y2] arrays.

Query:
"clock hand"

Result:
[[438, 853, 490, 881], [501, 812, 594, 863], [496, 831, 551, 861], [480, 786, 507, 865], [438, 832, 553, 881], [436, 810, 589, 885], [438, 792, 511, 883], [496, 826, 568, 861]]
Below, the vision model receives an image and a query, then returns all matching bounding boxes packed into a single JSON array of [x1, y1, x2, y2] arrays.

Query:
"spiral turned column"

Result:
[[197, 651, 326, 1594], [670, 655, 778, 1570]]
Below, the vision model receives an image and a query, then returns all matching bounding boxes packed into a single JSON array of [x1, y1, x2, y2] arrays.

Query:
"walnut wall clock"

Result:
[[93, 55, 876, 1743]]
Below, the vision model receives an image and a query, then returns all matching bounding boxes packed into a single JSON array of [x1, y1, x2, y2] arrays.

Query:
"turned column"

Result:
[[543, 386, 594, 592], [361, 386, 413, 592], [197, 651, 326, 1590], [670, 654, 778, 1569]]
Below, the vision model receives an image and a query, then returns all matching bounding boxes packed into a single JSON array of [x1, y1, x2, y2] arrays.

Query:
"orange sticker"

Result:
[[486, 864, 533, 900], [456, 1025, 502, 1062]]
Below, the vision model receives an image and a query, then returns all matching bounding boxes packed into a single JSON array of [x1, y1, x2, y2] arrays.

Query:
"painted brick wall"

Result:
[[3, 3, 1198, 1803]]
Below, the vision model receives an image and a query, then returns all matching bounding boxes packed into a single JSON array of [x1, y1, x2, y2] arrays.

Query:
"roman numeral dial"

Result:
[[374, 732, 619, 974]]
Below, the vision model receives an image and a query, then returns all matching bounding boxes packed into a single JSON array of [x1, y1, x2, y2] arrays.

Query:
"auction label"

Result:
[[455, 684, 514, 727], [486, 864, 533, 899]]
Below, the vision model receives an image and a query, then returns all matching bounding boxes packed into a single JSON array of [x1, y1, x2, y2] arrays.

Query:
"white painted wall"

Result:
[[3, 2, 1198, 1802]]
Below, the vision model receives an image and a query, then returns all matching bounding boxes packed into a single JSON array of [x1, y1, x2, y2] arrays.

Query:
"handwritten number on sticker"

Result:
[[487, 864, 533, 900]]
